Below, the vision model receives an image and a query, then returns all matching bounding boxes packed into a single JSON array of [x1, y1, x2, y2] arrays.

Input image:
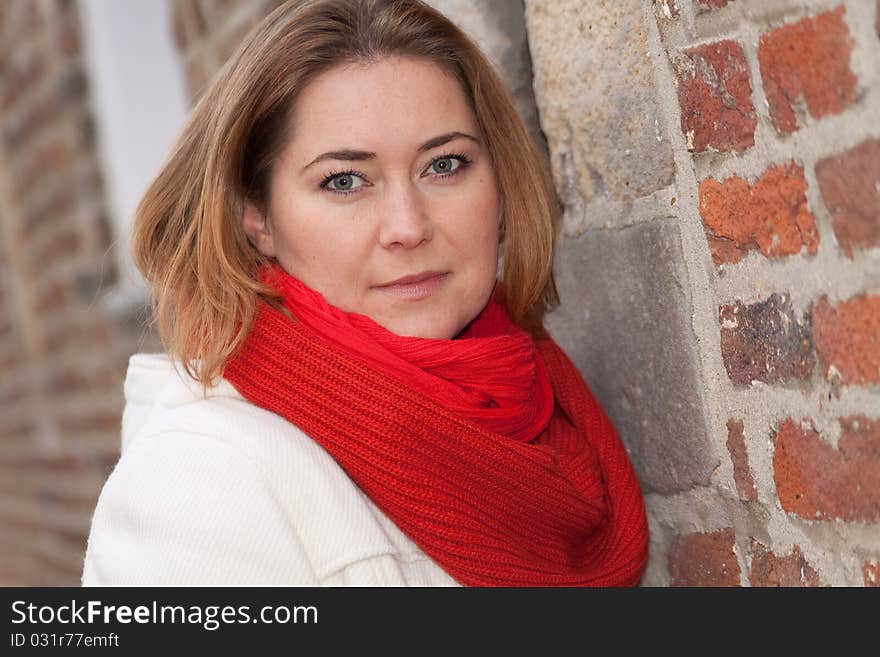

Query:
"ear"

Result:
[[242, 200, 276, 258]]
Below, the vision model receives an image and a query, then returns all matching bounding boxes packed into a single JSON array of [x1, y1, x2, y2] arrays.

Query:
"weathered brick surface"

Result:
[[0, 49, 46, 113], [0, 0, 157, 586], [696, 0, 731, 10], [654, 0, 679, 20], [812, 294, 880, 386], [40, 320, 113, 358], [815, 139, 880, 259], [773, 416, 880, 522], [748, 540, 820, 586], [864, 560, 880, 587], [675, 40, 756, 153], [699, 162, 819, 265], [12, 140, 73, 205], [58, 411, 123, 436], [758, 7, 858, 134], [726, 418, 757, 501], [719, 294, 815, 386], [668, 528, 741, 586], [31, 281, 71, 318], [44, 366, 122, 396]]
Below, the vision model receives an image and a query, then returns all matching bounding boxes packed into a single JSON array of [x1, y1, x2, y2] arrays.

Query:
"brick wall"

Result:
[[0, 0, 159, 585], [657, 0, 876, 586], [530, 0, 878, 585]]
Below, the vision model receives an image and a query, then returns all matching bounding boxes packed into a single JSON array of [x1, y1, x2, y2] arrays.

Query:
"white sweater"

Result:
[[81, 353, 459, 586]]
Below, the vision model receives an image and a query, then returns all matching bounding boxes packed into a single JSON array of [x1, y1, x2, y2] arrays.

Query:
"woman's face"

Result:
[[243, 56, 500, 339]]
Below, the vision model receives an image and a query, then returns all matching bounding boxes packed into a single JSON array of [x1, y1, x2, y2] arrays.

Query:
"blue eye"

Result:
[[319, 152, 472, 196], [426, 152, 472, 178], [429, 156, 461, 175], [321, 171, 367, 193]]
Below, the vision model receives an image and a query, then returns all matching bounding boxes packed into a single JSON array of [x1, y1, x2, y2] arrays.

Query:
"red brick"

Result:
[[0, 384, 28, 407], [758, 7, 858, 134], [2, 98, 56, 153], [815, 139, 880, 259], [0, 49, 47, 112], [668, 528, 741, 586], [0, 420, 32, 441], [0, 453, 96, 473], [719, 293, 815, 385], [44, 366, 121, 396], [864, 560, 879, 587], [33, 230, 82, 266], [40, 320, 112, 357], [0, 352, 22, 375], [773, 416, 880, 522], [19, 185, 77, 241], [726, 419, 757, 501], [53, 11, 81, 58], [699, 162, 818, 265], [58, 410, 121, 435], [0, 319, 12, 341], [748, 540, 820, 586], [812, 294, 880, 386], [676, 40, 756, 153], [13, 140, 72, 204], [696, 0, 730, 10], [31, 281, 69, 317]]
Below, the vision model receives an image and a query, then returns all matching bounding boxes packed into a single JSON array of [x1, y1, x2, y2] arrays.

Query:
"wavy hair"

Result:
[[132, 0, 561, 388]]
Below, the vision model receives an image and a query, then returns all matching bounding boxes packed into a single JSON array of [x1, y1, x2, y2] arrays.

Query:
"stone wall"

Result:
[[532, 0, 879, 586]]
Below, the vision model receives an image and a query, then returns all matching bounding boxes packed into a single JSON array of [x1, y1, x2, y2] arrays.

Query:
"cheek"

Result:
[[450, 174, 499, 249], [271, 192, 366, 265], [453, 217, 499, 285]]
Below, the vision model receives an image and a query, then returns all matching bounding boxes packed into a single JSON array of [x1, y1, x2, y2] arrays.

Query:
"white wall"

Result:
[[77, 0, 189, 313]]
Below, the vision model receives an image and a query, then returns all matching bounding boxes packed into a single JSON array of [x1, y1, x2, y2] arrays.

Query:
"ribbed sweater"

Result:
[[81, 353, 458, 586]]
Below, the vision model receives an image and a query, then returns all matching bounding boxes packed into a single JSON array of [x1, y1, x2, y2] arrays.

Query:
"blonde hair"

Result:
[[133, 0, 561, 388]]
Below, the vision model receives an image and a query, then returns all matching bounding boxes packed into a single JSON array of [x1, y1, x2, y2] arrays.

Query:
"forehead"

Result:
[[288, 56, 477, 153]]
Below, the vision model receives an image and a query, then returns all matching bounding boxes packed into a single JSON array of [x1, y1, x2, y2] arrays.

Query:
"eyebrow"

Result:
[[300, 131, 480, 173]]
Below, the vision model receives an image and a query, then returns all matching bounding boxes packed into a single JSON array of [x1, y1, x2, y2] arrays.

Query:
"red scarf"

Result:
[[224, 263, 648, 586]]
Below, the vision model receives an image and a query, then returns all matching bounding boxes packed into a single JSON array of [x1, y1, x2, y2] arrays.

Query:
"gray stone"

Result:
[[545, 218, 716, 494], [426, 0, 543, 147], [524, 0, 675, 232]]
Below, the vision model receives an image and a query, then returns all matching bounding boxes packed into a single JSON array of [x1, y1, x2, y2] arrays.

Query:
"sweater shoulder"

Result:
[[82, 429, 319, 585], [90, 396, 431, 585]]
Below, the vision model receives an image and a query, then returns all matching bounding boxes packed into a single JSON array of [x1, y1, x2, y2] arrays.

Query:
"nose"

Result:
[[377, 181, 433, 250]]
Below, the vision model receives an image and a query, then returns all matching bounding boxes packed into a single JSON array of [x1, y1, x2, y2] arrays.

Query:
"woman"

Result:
[[82, 0, 648, 586]]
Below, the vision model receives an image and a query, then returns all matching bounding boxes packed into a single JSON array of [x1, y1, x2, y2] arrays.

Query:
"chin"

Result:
[[382, 316, 462, 340]]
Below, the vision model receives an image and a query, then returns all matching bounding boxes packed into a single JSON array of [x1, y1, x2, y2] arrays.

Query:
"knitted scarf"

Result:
[[224, 263, 649, 586]]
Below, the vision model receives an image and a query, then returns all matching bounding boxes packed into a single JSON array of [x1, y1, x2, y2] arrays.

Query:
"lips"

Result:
[[374, 271, 448, 288], [372, 271, 449, 300]]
